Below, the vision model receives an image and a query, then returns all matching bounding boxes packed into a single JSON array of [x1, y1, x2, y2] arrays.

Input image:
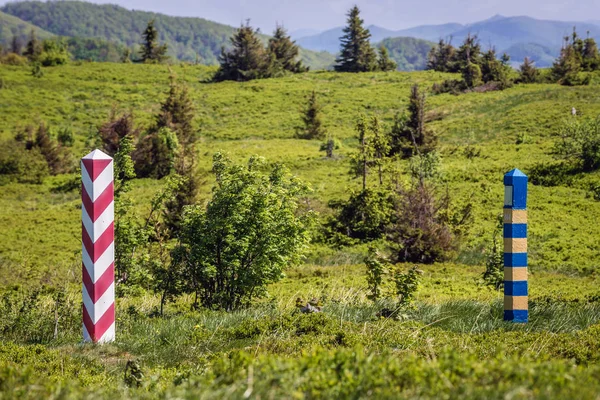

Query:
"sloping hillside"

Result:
[[0, 10, 54, 47], [0, 0, 334, 68]]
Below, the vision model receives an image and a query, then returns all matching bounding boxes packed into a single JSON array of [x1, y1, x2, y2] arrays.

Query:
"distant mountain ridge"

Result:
[[296, 15, 600, 67]]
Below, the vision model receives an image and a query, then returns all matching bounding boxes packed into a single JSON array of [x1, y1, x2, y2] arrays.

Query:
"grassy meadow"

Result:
[[1, 62, 600, 398]]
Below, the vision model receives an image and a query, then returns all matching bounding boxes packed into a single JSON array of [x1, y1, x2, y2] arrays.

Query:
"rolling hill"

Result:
[[0, 0, 335, 68], [0, 9, 53, 46]]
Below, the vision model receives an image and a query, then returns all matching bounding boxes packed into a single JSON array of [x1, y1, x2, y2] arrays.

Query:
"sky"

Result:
[[2, 0, 599, 33]]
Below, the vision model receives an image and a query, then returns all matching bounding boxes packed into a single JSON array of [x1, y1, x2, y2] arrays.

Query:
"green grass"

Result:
[[1, 63, 600, 398]]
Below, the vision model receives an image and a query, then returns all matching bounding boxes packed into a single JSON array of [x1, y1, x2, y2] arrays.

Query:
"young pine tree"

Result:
[[156, 73, 196, 153], [518, 57, 539, 84], [389, 85, 437, 158], [334, 6, 377, 72], [297, 91, 326, 140], [140, 20, 168, 63], [552, 35, 582, 85], [23, 29, 41, 61], [377, 45, 397, 72], [426, 38, 457, 72], [11, 35, 22, 55], [267, 25, 307, 74], [582, 35, 600, 71], [34, 123, 70, 175], [155, 74, 200, 235], [215, 22, 269, 82], [480, 48, 511, 86]]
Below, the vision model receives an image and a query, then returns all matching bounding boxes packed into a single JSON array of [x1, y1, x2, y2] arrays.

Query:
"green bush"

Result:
[[326, 187, 395, 243], [172, 153, 314, 310], [38, 39, 71, 67], [553, 115, 600, 172], [0, 141, 49, 184]]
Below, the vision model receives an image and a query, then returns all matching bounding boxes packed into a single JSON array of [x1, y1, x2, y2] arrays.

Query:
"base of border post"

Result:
[[504, 310, 528, 323]]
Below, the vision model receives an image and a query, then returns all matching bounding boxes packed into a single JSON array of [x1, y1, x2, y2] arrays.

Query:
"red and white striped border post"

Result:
[[81, 149, 115, 343]]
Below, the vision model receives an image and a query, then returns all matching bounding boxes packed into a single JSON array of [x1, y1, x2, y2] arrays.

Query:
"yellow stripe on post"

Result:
[[504, 296, 528, 311], [504, 267, 528, 281], [504, 238, 527, 253], [503, 209, 528, 224]]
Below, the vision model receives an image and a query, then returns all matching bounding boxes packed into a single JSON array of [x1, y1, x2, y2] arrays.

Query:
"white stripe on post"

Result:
[[81, 149, 115, 343]]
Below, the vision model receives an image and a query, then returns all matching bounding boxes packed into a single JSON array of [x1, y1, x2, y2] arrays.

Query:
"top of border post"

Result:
[[504, 168, 528, 210], [82, 149, 113, 160]]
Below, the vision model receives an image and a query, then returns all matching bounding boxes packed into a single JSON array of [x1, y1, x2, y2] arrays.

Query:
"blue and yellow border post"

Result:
[[503, 169, 528, 323]]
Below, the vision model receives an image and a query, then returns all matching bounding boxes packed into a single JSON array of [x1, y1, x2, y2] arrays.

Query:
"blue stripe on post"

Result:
[[503, 224, 527, 238], [504, 281, 528, 296], [504, 253, 528, 267], [504, 310, 528, 323]]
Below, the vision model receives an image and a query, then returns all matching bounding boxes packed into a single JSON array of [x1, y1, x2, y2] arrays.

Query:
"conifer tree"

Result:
[[582, 34, 600, 71], [23, 29, 41, 61], [389, 85, 436, 158], [455, 33, 481, 71], [155, 73, 200, 235], [518, 57, 539, 84], [156, 73, 196, 153], [34, 123, 69, 175], [426, 38, 457, 72], [552, 35, 582, 84], [377, 45, 397, 72], [334, 6, 377, 72], [121, 48, 132, 63], [267, 25, 307, 74], [215, 22, 269, 82], [140, 20, 168, 63], [462, 62, 483, 88], [297, 91, 326, 140], [11, 36, 22, 55], [480, 48, 511, 86]]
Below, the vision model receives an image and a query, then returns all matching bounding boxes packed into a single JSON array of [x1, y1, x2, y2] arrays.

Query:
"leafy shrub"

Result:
[[38, 39, 71, 67], [527, 161, 578, 187], [326, 187, 395, 244], [172, 153, 313, 310], [56, 126, 74, 147], [482, 215, 504, 290], [319, 136, 341, 158], [393, 266, 421, 307], [431, 78, 465, 95], [364, 245, 387, 301], [553, 115, 600, 171], [0, 141, 49, 184]]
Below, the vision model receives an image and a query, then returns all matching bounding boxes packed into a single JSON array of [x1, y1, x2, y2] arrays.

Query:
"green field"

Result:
[[1, 63, 600, 398]]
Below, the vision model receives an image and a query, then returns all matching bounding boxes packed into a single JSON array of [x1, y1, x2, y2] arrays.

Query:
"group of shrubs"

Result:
[[428, 28, 600, 94], [0, 30, 70, 71]]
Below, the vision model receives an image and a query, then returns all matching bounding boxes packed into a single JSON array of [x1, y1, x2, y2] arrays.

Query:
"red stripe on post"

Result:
[[83, 302, 115, 342], [82, 181, 114, 222], [82, 158, 112, 181], [82, 221, 114, 263], [82, 262, 115, 303]]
